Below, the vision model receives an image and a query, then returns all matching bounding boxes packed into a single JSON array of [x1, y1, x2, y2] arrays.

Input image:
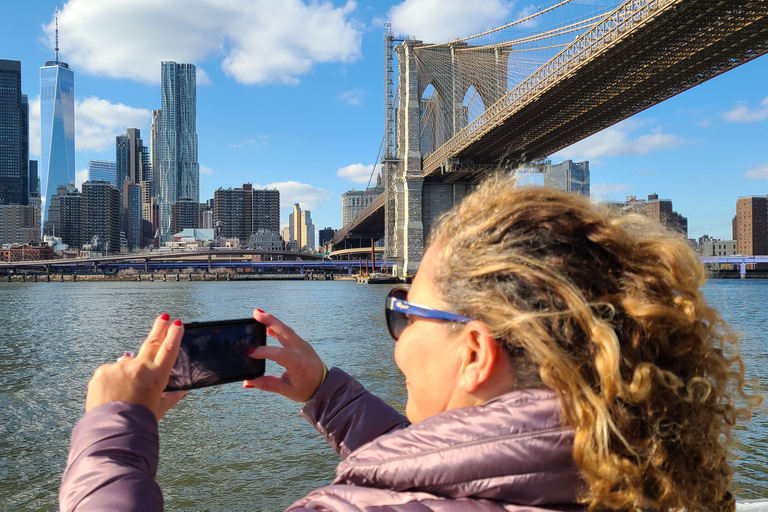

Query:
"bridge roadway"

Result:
[[422, 0, 768, 177]]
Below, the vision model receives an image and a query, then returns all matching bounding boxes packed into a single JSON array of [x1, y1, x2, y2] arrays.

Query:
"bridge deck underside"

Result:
[[331, 192, 385, 248], [424, 0, 768, 177]]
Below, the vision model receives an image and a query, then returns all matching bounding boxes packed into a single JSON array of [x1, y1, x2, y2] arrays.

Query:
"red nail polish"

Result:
[[256, 308, 264, 313], [247, 347, 257, 355], [243, 383, 255, 389], [161, 313, 170, 321], [174, 319, 182, 326]]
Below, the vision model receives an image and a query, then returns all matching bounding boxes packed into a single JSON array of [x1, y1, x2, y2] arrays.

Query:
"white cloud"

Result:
[[75, 168, 88, 190], [553, 120, 687, 161], [200, 165, 214, 175], [263, 181, 332, 211], [75, 97, 152, 152], [721, 97, 768, 123], [48, 0, 362, 85], [27, 95, 150, 157], [336, 163, 381, 184], [337, 89, 364, 106], [389, 0, 513, 42], [590, 183, 632, 202], [196, 68, 212, 87], [744, 163, 768, 180]]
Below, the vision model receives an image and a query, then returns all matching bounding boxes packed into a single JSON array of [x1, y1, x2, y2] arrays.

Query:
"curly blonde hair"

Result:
[[427, 174, 760, 512]]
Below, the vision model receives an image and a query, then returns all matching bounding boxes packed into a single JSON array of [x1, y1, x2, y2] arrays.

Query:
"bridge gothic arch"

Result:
[[462, 84, 486, 126], [389, 40, 509, 276]]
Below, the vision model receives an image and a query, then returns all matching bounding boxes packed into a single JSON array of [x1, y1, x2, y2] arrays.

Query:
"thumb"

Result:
[[157, 390, 187, 419]]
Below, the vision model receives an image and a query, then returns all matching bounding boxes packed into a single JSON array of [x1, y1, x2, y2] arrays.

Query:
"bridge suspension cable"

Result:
[[411, 1, 622, 160], [418, 0, 579, 49]]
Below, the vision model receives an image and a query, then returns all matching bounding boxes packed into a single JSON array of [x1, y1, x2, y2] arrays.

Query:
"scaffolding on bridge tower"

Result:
[[384, 24, 410, 262]]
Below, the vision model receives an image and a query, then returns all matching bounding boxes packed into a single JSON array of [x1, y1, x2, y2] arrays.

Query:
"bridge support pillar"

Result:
[[208, 253, 212, 272], [422, 182, 472, 238], [740, 261, 747, 278], [398, 177, 424, 276], [144, 259, 149, 273], [391, 40, 425, 277]]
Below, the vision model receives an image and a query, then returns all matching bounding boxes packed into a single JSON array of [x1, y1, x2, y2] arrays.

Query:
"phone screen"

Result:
[[165, 318, 266, 391]]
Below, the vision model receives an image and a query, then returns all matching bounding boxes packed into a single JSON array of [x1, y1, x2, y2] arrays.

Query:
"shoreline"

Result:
[[0, 272, 349, 282]]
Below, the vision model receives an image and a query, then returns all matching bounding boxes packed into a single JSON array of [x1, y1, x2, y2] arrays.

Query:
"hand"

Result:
[[85, 314, 187, 421], [243, 309, 325, 402]]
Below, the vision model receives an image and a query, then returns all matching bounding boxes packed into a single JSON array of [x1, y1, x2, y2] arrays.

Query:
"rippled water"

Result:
[[0, 279, 765, 510]]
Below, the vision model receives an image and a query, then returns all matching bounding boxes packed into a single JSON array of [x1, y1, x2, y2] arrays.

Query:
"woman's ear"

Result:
[[457, 321, 513, 398]]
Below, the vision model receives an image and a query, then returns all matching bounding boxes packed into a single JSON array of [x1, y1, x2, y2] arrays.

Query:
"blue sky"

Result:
[[1, 0, 766, 240]]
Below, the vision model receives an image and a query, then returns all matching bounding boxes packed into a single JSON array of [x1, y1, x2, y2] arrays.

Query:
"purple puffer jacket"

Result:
[[60, 368, 582, 511]]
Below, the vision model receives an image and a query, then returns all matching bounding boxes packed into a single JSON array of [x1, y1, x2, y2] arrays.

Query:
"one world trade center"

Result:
[[40, 14, 74, 231]]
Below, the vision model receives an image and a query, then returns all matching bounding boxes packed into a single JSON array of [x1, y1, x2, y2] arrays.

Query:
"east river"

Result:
[[0, 279, 766, 510]]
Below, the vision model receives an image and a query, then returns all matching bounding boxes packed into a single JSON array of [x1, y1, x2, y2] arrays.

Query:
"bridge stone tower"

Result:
[[386, 39, 509, 275]]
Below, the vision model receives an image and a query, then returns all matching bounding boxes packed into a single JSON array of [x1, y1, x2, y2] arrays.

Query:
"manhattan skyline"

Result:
[[1, 0, 766, 240]]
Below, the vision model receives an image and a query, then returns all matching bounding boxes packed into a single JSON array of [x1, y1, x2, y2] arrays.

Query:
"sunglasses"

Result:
[[385, 287, 474, 341]]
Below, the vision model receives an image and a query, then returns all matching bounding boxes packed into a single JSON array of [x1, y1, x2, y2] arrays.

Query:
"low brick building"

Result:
[[0, 242, 55, 262]]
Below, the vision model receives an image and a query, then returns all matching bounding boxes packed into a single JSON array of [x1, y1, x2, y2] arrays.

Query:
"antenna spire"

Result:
[[54, 7, 60, 62]]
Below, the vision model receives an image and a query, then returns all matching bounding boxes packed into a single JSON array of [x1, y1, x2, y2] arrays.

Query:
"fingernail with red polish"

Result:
[[161, 313, 170, 321], [243, 383, 255, 389], [174, 319, 182, 326], [256, 308, 264, 313], [247, 347, 257, 355]]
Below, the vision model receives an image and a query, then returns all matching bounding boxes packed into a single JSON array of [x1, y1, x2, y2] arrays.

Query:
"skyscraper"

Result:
[[40, 18, 75, 227], [29, 160, 41, 235], [289, 203, 315, 251], [116, 129, 150, 188], [88, 160, 117, 185], [150, 109, 161, 197], [59, 188, 81, 249], [122, 179, 142, 249], [43, 183, 75, 237], [170, 198, 198, 236], [82, 180, 121, 253], [543, 160, 590, 197], [0, 59, 29, 206], [213, 184, 280, 241], [115, 133, 130, 187], [318, 227, 335, 247], [735, 196, 768, 257], [159, 62, 198, 241]]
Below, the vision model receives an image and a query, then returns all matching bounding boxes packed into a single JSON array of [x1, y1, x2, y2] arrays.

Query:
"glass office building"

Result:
[[0, 59, 29, 206], [88, 160, 117, 186], [159, 61, 199, 241], [40, 55, 75, 225]]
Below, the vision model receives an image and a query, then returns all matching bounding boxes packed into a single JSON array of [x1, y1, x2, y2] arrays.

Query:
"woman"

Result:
[[60, 174, 758, 511]]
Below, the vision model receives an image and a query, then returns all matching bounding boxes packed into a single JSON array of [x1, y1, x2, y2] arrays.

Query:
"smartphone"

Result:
[[165, 318, 267, 391]]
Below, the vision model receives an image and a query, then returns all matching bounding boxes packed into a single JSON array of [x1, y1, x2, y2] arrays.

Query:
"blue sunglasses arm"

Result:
[[390, 298, 474, 324]]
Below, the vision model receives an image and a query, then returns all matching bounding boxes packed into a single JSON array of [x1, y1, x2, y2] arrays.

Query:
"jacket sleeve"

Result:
[[59, 401, 163, 512], [300, 367, 409, 459]]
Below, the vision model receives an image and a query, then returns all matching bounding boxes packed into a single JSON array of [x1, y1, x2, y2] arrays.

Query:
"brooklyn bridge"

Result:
[[332, 0, 768, 275]]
